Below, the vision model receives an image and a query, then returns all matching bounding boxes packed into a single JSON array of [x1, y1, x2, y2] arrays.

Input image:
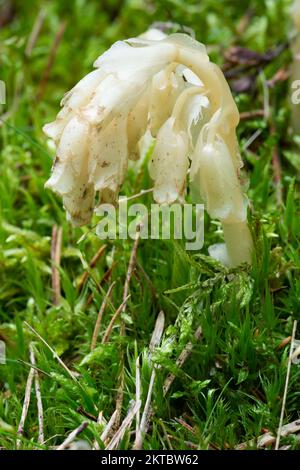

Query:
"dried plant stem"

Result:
[[236, 418, 300, 450], [100, 410, 118, 444], [106, 400, 141, 450], [101, 295, 131, 344], [78, 244, 107, 292], [37, 20, 67, 101], [16, 347, 35, 449], [134, 370, 156, 450], [25, 9, 46, 58], [30, 345, 44, 445], [90, 281, 116, 350], [275, 320, 298, 450], [51, 225, 62, 306], [133, 311, 165, 450], [135, 356, 141, 440], [114, 232, 141, 430], [24, 322, 78, 383], [57, 421, 88, 450], [120, 231, 140, 336]]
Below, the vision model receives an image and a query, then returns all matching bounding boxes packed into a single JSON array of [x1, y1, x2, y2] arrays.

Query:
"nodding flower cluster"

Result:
[[44, 29, 253, 267]]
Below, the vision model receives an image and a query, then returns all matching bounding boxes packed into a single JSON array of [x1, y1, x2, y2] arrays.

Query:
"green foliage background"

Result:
[[0, 0, 299, 450]]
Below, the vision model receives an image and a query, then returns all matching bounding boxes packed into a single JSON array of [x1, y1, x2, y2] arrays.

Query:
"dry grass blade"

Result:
[[24, 322, 78, 383], [16, 345, 35, 449], [236, 418, 300, 449], [30, 345, 44, 445], [149, 311, 165, 356], [133, 311, 165, 450], [110, 232, 140, 431], [51, 225, 62, 306], [163, 326, 203, 396], [37, 20, 67, 101], [77, 244, 107, 292], [25, 9, 46, 58], [101, 295, 131, 344], [135, 356, 141, 440], [91, 281, 116, 350], [100, 409, 118, 444], [275, 320, 298, 450], [56, 421, 88, 450], [106, 400, 141, 450]]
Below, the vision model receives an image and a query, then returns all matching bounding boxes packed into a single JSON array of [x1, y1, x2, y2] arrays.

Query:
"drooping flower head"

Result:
[[44, 30, 253, 267]]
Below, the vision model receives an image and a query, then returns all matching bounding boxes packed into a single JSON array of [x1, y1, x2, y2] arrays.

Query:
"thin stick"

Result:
[[119, 188, 153, 202], [101, 295, 131, 344], [30, 345, 44, 445], [236, 418, 300, 449], [90, 281, 116, 350], [163, 326, 203, 396], [133, 311, 165, 450], [135, 356, 141, 440], [78, 244, 107, 292], [51, 225, 62, 306], [106, 400, 141, 450], [37, 20, 67, 101], [114, 232, 140, 430], [240, 110, 265, 120], [16, 347, 35, 449], [56, 421, 88, 450], [275, 320, 298, 450], [100, 409, 118, 443], [121, 232, 140, 325], [24, 322, 78, 383], [25, 9, 46, 58]]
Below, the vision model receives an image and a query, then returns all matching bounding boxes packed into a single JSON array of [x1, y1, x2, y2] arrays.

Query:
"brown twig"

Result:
[[163, 326, 203, 396], [114, 232, 141, 430], [270, 124, 283, 207], [37, 20, 67, 101], [76, 406, 97, 422], [224, 41, 290, 79], [57, 421, 88, 450], [239, 110, 265, 121], [101, 295, 131, 344], [275, 320, 298, 450], [30, 345, 44, 445], [25, 9, 46, 58], [121, 232, 141, 335], [16, 345, 35, 449], [77, 244, 107, 293], [51, 225, 62, 306], [86, 262, 117, 306], [90, 281, 116, 350]]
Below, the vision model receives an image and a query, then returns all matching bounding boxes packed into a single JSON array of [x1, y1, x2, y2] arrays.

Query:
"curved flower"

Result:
[[44, 30, 253, 267]]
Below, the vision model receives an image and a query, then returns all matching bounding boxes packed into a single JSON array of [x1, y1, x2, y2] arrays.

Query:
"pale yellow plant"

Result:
[[44, 30, 253, 267]]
